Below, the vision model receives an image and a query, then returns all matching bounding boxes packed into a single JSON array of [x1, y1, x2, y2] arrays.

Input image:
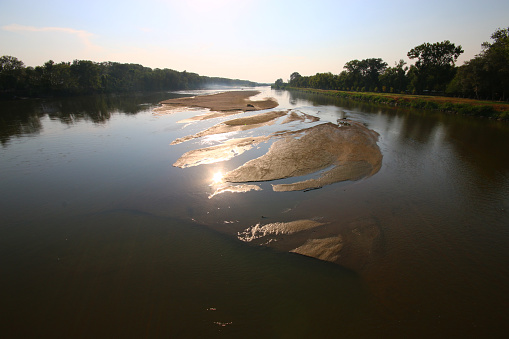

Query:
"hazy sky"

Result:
[[1, 0, 508, 83]]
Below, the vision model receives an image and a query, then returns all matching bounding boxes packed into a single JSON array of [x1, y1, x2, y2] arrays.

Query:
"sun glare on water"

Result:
[[211, 171, 224, 185]]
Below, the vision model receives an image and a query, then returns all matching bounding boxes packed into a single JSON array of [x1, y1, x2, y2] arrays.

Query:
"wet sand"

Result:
[[290, 236, 344, 262], [159, 90, 278, 112]]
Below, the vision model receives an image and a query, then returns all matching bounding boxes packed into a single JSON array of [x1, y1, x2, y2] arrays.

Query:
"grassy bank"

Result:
[[288, 88, 509, 120]]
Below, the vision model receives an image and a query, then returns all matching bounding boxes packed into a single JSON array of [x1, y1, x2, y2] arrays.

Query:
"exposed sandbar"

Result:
[[171, 110, 288, 145], [238, 219, 327, 243], [159, 90, 278, 112], [281, 110, 320, 124], [223, 121, 382, 191]]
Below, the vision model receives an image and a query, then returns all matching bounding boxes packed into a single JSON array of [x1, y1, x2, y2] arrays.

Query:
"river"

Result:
[[1, 87, 508, 338]]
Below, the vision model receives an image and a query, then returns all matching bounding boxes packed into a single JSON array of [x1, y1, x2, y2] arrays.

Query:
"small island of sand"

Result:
[[159, 90, 278, 112]]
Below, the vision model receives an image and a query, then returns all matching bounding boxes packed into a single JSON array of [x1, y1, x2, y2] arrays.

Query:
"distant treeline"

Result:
[[274, 28, 509, 101], [0, 57, 257, 98]]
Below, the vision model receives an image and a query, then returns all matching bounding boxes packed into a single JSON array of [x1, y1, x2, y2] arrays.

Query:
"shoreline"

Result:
[[284, 87, 509, 120]]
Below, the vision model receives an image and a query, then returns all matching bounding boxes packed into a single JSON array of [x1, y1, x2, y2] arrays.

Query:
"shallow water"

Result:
[[1, 88, 509, 337]]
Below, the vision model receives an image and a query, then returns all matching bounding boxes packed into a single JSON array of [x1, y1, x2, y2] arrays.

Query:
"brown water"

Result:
[[1, 88, 509, 338]]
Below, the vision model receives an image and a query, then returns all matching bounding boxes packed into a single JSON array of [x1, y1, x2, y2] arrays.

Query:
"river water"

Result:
[[1, 87, 508, 338]]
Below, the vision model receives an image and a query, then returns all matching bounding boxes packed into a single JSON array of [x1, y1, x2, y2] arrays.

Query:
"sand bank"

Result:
[[172, 107, 382, 192], [281, 110, 320, 124], [171, 110, 288, 145], [237, 219, 327, 243], [159, 90, 278, 112], [223, 121, 382, 191]]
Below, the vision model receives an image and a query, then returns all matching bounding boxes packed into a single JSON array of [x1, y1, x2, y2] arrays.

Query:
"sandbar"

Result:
[[223, 121, 382, 191], [159, 90, 278, 112], [238, 219, 327, 243]]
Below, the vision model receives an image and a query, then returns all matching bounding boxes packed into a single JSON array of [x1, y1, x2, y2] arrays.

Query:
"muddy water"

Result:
[[1, 88, 509, 337]]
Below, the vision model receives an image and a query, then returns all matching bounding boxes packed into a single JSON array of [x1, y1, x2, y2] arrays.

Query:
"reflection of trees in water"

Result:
[[289, 88, 509, 189], [0, 92, 179, 145], [47, 96, 112, 124], [0, 100, 43, 145], [443, 118, 509, 180], [289, 89, 393, 112]]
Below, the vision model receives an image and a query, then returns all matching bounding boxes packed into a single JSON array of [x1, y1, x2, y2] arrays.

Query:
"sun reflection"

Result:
[[211, 171, 224, 185], [201, 133, 232, 145]]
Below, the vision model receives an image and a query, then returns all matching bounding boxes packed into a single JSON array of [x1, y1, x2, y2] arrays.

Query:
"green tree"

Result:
[[380, 60, 408, 94], [309, 72, 337, 90], [447, 56, 486, 99], [36, 60, 74, 94], [407, 40, 463, 94], [289, 72, 302, 87], [0, 55, 25, 93], [342, 58, 387, 91], [343, 59, 363, 90], [480, 27, 509, 100], [0, 56, 258, 98], [362, 58, 388, 90], [447, 27, 509, 100], [70, 60, 102, 93], [274, 78, 285, 89]]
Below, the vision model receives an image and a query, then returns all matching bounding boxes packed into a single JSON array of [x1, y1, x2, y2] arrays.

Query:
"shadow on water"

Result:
[[0, 211, 369, 338]]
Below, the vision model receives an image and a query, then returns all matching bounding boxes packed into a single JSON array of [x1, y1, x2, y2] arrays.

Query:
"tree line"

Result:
[[0, 58, 257, 98], [274, 28, 509, 101]]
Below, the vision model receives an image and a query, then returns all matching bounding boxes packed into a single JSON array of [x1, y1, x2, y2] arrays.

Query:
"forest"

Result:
[[0, 57, 257, 98], [274, 28, 509, 102]]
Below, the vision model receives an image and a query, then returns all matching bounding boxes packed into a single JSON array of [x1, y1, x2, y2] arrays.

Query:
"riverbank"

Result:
[[286, 87, 509, 120]]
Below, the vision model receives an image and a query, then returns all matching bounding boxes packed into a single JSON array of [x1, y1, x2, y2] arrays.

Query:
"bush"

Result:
[[456, 105, 495, 117], [424, 101, 439, 110]]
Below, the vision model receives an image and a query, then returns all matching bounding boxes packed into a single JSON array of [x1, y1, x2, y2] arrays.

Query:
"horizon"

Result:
[[1, 0, 508, 83]]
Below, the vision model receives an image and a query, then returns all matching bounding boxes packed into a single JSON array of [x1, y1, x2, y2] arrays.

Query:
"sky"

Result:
[[1, 0, 508, 83]]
